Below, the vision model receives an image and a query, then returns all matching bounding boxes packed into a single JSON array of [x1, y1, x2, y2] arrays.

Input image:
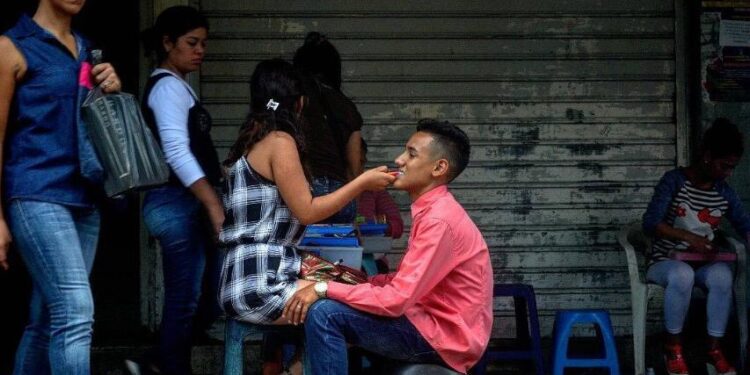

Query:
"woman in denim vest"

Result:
[[125, 6, 224, 375], [0, 0, 120, 373]]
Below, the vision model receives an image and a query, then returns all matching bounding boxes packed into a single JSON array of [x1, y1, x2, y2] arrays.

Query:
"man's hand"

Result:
[[282, 284, 319, 325]]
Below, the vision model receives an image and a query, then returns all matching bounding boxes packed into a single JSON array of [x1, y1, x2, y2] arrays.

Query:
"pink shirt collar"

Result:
[[410, 185, 449, 218]]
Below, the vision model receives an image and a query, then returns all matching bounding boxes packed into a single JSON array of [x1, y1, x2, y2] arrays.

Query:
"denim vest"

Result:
[[3, 15, 96, 207]]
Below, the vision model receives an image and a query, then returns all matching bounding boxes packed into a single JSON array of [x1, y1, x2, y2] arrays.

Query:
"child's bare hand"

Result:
[[686, 234, 713, 253]]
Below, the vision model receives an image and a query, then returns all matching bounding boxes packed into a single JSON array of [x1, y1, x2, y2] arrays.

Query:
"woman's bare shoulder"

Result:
[[0, 36, 26, 78], [267, 131, 299, 148]]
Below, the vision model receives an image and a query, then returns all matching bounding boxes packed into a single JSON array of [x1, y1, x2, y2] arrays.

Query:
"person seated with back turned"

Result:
[[642, 118, 750, 375], [293, 32, 363, 224], [356, 138, 404, 274], [356, 138, 405, 240], [282, 119, 494, 374]]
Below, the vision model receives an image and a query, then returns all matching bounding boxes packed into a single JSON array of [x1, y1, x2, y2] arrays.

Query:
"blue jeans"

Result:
[[305, 299, 445, 374], [311, 177, 356, 224], [8, 200, 100, 375], [647, 260, 734, 337], [143, 185, 220, 375]]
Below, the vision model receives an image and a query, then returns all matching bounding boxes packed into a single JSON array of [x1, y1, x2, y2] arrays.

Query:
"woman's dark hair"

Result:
[[293, 32, 342, 90], [141, 6, 208, 63], [225, 59, 306, 168], [703, 118, 744, 159]]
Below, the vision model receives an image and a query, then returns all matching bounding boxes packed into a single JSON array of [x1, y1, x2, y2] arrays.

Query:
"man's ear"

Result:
[[432, 159, 450, 179]]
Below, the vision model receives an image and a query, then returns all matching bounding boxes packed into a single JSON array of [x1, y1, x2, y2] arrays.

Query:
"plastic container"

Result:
[[303, 224, 355, 237], [297, 245, 363, 269], [358, 223, 388, 236], [360, 236, 394, 253], [299, 237, 359, 247]]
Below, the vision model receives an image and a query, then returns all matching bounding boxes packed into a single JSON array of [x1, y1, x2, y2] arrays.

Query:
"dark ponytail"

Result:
[[293, 32, 342, 90], [141, 6, 208, 63], [225, 59, 307, 169]]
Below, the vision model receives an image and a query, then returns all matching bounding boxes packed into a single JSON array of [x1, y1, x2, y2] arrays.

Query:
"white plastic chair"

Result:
[[618, 222, 747, 375]]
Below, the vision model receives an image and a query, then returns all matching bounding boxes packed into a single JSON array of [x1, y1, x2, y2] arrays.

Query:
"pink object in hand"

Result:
[[78, 62, 93, 90], [669, 250, 737, 262], [388, 169, 403, 177]]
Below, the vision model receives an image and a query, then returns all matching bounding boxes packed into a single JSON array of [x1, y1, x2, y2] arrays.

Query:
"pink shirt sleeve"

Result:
[[327, 218, 455, 317], [368, 272, 396, 287]]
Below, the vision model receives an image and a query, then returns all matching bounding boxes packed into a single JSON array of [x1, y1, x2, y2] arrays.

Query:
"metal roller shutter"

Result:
[[199, 0, 680, 337]]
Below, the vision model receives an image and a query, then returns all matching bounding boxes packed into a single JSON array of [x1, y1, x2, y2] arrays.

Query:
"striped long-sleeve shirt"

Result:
[[642, 168, 750, 264]]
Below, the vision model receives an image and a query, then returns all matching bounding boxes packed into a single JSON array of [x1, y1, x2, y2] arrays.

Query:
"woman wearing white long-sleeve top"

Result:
[[126, 6, 224, 375]]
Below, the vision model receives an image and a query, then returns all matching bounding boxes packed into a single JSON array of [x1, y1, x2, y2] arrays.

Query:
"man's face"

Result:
[[392, 132, 439, 193]]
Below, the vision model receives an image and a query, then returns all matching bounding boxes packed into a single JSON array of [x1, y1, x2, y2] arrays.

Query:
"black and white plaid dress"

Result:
[[219, 157, 304, 323]]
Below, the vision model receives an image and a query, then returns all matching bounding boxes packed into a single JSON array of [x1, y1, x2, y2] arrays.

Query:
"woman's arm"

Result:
[[718, 182, 750, 239], [189, 178, 224, 236], [653, 222, 713, 252], [0, 36, 26, 270], [149, 77, 223, 235], [268, 132, 394, 225]]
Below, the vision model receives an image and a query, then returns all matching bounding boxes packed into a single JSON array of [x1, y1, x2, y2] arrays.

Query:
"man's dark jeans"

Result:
[[305, 299, 446, 374]]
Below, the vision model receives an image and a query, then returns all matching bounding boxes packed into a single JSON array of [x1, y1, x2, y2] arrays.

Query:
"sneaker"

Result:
[[124, 359, 161, 375], [124, 359, 141, 375], [664, 343, 690, 375], [707, 348, 737, 375]]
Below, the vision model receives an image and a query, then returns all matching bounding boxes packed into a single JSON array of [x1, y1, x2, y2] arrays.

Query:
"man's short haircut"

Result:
[[416, 119, 471, 182]]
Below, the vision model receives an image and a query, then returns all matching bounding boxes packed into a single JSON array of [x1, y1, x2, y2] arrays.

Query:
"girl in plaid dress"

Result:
[[218, 59, 393, 350]]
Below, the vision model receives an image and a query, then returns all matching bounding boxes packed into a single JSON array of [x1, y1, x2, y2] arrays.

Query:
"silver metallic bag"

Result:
[[81, 88, 169, 197]]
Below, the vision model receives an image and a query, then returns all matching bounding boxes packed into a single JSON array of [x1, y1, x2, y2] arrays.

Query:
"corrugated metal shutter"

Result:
[[199, 0, 678, 337]]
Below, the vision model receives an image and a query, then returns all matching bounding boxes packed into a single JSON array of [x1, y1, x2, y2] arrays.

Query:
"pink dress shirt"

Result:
[[327, 185, 493, 373]]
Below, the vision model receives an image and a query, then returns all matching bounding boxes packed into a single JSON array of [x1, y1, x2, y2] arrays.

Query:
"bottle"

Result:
[[84, 49, 105, 102], [91, 49, 103, 65]]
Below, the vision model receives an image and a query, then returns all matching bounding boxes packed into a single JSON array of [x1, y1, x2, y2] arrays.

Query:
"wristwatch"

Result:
[[314, 281, 328, 298]]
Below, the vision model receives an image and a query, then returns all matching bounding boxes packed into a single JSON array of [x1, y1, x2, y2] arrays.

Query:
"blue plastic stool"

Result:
[[473, 284, 544, 375], [551, 309, 620, 375], [223, 318, 309, 375]]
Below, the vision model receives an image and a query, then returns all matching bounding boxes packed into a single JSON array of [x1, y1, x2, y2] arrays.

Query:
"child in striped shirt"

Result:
[[642, 118, 750, 375]]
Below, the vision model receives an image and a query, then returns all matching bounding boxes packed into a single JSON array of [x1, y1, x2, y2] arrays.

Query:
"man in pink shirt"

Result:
[[282, 119, 494, 374]]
